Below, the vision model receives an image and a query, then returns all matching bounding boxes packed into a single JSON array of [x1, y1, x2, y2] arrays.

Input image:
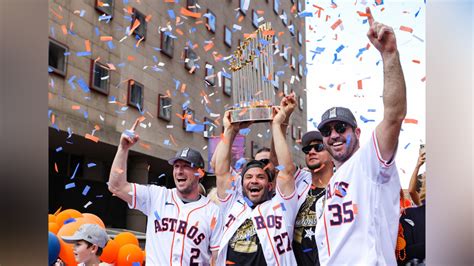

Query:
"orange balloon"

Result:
[[117, 244, 144, 266], [82, 213, 105, 228], [100, 239, 119, 263], [49, 222, 60, 235], [56, 209, 83, 227], [49, 214, 57, 223], [57, 217, 88, 238], [58, 237, 76, 265], [114, 232, 139, 248]]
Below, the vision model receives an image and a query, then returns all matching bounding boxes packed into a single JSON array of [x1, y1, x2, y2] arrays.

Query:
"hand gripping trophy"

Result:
[[229, 22, 275, 123]]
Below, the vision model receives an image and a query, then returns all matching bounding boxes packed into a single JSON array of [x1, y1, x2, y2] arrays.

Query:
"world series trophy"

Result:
[[229, 22, 275, 123]]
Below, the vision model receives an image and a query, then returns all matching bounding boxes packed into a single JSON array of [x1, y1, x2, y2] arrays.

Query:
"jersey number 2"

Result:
[[190, 248, 200, 266], [328, 201, 354, 226]]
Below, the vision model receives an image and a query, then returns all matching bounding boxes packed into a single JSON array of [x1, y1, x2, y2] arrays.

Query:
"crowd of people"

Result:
[[53, 7, 426, 266]]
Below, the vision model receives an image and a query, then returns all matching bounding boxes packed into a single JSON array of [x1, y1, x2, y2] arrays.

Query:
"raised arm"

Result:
[[269, 94, 293, 171], [272, 94, 297, 196], [108, 119, 140, 205], [366, 7, 407, 161], [408, 151, 425, 206], [214, 111, 252, 199]]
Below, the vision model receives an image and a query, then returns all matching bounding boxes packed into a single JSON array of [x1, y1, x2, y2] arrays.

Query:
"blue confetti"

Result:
[[107, 41, 115, 49], [346, 135, 351, 147], [168, 9, 176, 19], [280, 202, 286, 211], [243, 196, 254, 207], [356, 47, 367, 58], [404, 143, 410, 149], [48, 66, 54, 73], [163, 139, 170, 145], [77, 78, 90, 93], [83, 110, 88, 119], [68, 75, 77, 90], [56, 147, 63, 152], [65, 182, 76, 189], [359, 115, 375, 123], [298, 11, 313, 17], [76, 51, 92, 57], [336, 45, 345, 53], [95, 27, 100, 36], [235, 158, 247, 170], [303, 248, 313, 253], [64, 218, 76, 224], [415, 7, 421, 17], [158, 173, 166, 179], [368, 109, 376, 112], [70, 163, 80, 179], [275, 165, 285, 171], [154, 210, 161, 220], [87, 163, 96, 168], [239, 128, 251, 136], [82, 185, 91, 196], [186, 123, 205, 132]]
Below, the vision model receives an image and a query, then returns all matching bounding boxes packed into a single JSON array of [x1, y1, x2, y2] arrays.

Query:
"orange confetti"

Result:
[[72, 105, 81, 110], [145, 14, 152, 22], [204, 42, 214, 52], [127, 55, 135, 61], [357, 80, 363, 90], [176, 28, 184, 35], [399, 26, 413, 33], [136, 36, 145, 47], [238, 108, 248, 117], [210, 216, 217, 229], [256, 10, 265, 15], [85, 134, 99, 143], [94, 125, 101, 131], [404, 118, 418, 124], [197, 168, 205, 178], [421, 76, 426, 82], [51, 114, 55, 125], [50, 8, 63, 20], [356, 11, 370, 17], [412, 59, 420, 64], [238, 15, 244, 23], [85, 40, 91, 52], [180, 7, 201, 18], [180, 83, 187, 93], [319, 86, 326, 90], [262, 30, 275, 36], [169, 134, 178, 147], [100, 36, 113, 41], [54, 163, 59, 173], [138, 116, 146, 122], [139, 143, 151, 150], [353, 203, 358, 215], [61, 25, 68, 35], [337, 84, 342, 91], [226, 261, 236, 265], [375, 0, 383, 5]]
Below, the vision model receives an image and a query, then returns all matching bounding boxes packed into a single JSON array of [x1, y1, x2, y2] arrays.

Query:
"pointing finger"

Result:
[[366, 7, 374, 26], [130, 118, 140, 131]]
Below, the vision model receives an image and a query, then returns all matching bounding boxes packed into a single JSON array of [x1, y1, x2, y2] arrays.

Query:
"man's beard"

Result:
[[329, 135, 359, 163], [307, 161, 322, 170]]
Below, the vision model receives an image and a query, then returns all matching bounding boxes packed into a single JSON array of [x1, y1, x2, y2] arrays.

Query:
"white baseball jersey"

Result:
[[295, 168, 313, 208], [315, 131, 401, 265], [216, 183, 299, 265], [129, 184, 223, 265]]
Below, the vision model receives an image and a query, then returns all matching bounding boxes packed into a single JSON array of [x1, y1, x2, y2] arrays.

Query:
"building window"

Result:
[[131, 8, 147, 40], [204, 117, 216, 138], [273, 72, 280, 89], [298, 30, 303, 46], [158, 94, 172, 121], [297, 0, 302, 12], [252, 10, 259, 28], [273, 0, 279, 14], [299, 95, 304, 110], [182, 108, 195, 131], [282, 45, 288, 61], [239, 0, 247, 15], [186, 0, 199, 12], [128, 80, 144, 110], [161, 31, 174, 58], [289, 21, 295, 36], [205, 63, 216, 86], [298, 128, 302, 140], [48, 38, 68, 77], [281, 10, 288, 26], [184, 46, 198, 73], [291, 54, 296, 69], [224, 26, 232, 47], [291, 124, 297, 140], [89, 60, 110, 94], [95, 0, 114, 17], [206, 9, 216, 33], [223, 75, 232, 96], [283, 82, 289, 96], [298, 62, 304, 77]]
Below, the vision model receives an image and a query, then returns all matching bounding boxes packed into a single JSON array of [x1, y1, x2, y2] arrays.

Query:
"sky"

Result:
[[303, 0, 426, 188]]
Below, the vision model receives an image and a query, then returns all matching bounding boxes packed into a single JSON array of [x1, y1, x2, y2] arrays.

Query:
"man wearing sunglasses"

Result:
[[292, 130, 334, 266], [314, 7, 407, 265]]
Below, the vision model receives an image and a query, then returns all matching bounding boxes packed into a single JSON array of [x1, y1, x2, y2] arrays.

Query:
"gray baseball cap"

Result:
[[301, 131, 323, 147], [61, 223, 109, 248], [168, 147, 205, 169], [318, 107, 357, 130]]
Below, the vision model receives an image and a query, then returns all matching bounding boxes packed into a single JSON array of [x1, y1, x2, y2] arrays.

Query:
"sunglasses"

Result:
[[259, 159, 270, 165], [302, 143, 325, 154], [320, 122, 349, 137]]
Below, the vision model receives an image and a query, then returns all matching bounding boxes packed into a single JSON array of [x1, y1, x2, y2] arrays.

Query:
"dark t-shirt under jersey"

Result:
[[226, 218, 267, 266], [292, 187, 325, 266]]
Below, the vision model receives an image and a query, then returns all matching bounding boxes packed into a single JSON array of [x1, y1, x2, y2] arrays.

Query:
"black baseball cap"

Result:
[[168, 147, 205, 169], [318, 107, 357, 130], [301, 131, 323, 147], [241, 160, 274, 182]]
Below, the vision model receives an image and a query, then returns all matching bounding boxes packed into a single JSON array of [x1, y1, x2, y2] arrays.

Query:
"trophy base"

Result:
[[229, 106, 273, 123]]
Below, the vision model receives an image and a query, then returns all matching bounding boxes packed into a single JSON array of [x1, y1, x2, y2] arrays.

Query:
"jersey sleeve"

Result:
[[217, 170, 241, 214], [359, 131, 399, 184], [128, 183, 167, 215], [209, 205, 224, 252], [273, 181, 299, 222]]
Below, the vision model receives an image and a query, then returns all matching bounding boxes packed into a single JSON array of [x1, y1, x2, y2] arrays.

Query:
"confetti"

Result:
[[65, 182, 76, 189], [82, 185, 91, 196], [70, 163, 80, 179], [154, 210, 161, 220], [243, 196, 254, 207]]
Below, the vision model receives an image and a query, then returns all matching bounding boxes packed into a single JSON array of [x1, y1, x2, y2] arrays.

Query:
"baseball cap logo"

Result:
[[329, 108, 337, 119], [180, 148, 189, 157]]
